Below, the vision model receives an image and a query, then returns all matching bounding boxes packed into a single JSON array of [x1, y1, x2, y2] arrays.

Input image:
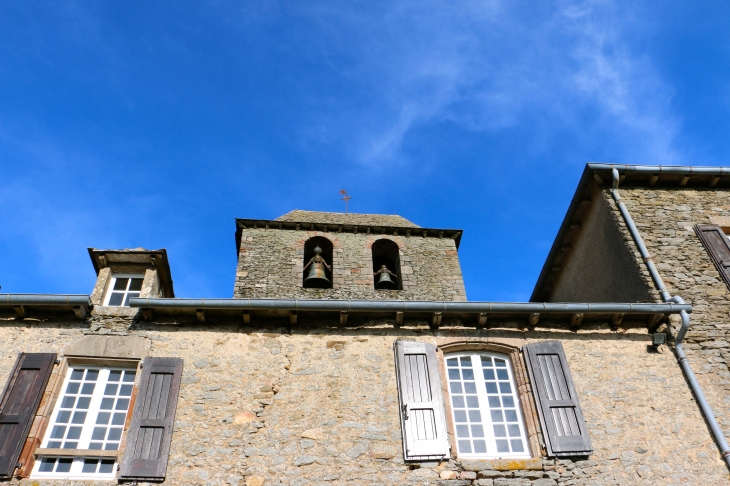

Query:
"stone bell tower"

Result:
[[234, 210, 466, 301]]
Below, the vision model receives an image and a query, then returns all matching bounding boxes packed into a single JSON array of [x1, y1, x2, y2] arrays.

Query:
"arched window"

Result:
[[302, 237, 333, 289], [444, 352, 529, 459], [372, 239, 402, 290]]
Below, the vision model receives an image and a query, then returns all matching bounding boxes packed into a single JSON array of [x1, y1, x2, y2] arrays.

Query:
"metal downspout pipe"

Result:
[[610, 168, 730, 465]]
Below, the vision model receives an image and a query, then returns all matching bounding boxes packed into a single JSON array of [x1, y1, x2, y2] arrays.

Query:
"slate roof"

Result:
[[275, 210, 421, 228]]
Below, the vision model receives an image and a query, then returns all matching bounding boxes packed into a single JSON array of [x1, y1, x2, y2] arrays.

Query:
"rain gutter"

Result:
[[0, 294, 92, 305], [610, 167, 730, 466], [129, 297, 689, 315]]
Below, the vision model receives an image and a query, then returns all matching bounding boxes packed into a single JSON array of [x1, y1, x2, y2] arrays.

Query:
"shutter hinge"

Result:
[[55, 359, 60, 365], [402, 404, 409, 419], [15, 461, 22, 469]]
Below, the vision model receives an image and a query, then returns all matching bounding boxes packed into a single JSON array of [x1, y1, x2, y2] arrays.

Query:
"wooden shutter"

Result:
[[393, 340, 449, 461], [120, 357, 182, 482], [695, 224, 730, 288], [523, 341, 591, 457], [0, 353, 56, 479]]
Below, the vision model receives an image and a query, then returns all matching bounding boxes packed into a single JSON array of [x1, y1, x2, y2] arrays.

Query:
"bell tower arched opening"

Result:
[[303, 236, 334, 289], [372, 239, 402, 290]]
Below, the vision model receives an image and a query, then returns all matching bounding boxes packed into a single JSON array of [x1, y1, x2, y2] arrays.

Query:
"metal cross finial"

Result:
[[339, 189, 351, 213]]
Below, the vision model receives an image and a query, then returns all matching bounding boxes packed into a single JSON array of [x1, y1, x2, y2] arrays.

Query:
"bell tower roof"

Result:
[[275, 210, 421, 228]]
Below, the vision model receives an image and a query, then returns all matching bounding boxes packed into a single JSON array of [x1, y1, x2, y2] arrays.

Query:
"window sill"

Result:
[[459, 458, 543, 471], [90, 306, 139, 318], [35, 448, 119, 458]]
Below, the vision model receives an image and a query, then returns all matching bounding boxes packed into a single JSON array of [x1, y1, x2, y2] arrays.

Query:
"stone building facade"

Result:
[[1, 207, 729, 485]]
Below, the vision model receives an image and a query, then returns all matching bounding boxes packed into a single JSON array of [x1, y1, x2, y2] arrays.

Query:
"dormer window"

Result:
[[104, 274, 144, 306]]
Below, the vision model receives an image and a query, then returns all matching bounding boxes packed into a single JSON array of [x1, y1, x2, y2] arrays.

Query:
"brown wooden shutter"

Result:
[[119, 357, 183, 482], [0, 353, 56, 479], [695, 224, 730, 288], [523, 341, 591, 457], [393, 340, 449, 461]]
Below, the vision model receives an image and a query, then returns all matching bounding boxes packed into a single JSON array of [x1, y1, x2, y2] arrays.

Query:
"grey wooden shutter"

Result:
[[393, 340, 449, 461], [695, 224, 730, 288], [120, 357, 183, 482], [0, 353, 56, 479], [523, 341, 591, 457]]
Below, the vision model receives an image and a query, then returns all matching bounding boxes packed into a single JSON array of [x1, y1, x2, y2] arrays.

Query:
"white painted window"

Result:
[[444, 352, 530, 459], [32, 366, 136, 480], [104, 274, 144, 306]]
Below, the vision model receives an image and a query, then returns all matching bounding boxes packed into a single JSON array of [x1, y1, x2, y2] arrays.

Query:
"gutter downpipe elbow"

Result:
[[611, 168, 730, 466]]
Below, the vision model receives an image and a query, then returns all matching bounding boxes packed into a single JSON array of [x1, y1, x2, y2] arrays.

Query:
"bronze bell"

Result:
[[304, 246, 331, 288], [375, 265, 397, 290]]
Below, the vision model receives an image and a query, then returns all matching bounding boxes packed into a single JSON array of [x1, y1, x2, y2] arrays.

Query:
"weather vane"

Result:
[[339, 189, 351, 213]]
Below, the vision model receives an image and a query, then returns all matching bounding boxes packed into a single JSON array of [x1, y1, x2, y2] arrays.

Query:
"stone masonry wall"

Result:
[[616, 185, 730, 463], [235, 229, 466, 301], [2, 310, 727, 485]]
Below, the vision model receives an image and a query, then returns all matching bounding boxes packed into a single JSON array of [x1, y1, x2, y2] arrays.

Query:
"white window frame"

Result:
[[32, 365, 137, 480], [444, 351, 531, 459], [103, 273, 145, 307]]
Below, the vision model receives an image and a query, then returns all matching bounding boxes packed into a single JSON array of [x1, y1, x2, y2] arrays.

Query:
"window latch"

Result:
[[402, 403, 409, 420]]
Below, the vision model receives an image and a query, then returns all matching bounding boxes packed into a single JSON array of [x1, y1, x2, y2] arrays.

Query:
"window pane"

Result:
[[107, 428, 123, 441], [511, 439, 524, 452], [491, 410, 504, 422], [56, 411, 71, 424], [505, 410, 518, 422], [452, 396, 464, 408], [116, 398, 130, 410], [497, 369, 509, 380], [105, 443, 119, 451], [468, 410, 482, 422], [66, 427, 82, 440], [464, 382, 477, 394], [496, 440, 510, 452], [450, 382, 463, 393], [123, 371, 136, 383], [471, 425, 484, 437], [82, 459, 98, 473], [508, 424, 521, 437], [109, 371, 122, 382], [61, 396, 75, 408], [454, 410, 467, 423], [494, 359, 506, 367], [65, 382, 79, 394], [81, 383, 95, 395], [56, 458, 73, 473], [483, 369, 495, 380], [120, 384, 133, 396], [113, 278, 129, 290], [39, 458, 56, 472], [70, 369, 84, 380], [447, 358, 458, 367], [50, 426, 65, 439], [448, 369, 460, 380], [456, 425, 470, 437], [71, 412, 86, 424], [129, 278, 144, 291], [92, 427, 106, 440], [104, 384, 118, 395], [499, 382, 512, 394], [502, 396, 514, 407], [86, 370, 99, 381], [460, 356, 471, 365], [100, 398, 114, 410], [493, 424, 506, 437], [466, 395, 479, 408], [485, 382, 498, 394], [89, 442, 103, 450], [462, 368, 474, 380], [458, 440, 472, 453], [99, 460, 115, 473], [108, 292, 124, 306], [96, 412, 111, 425], [112, 413, 126, 426], [76, 397, 91, 409], [473, 440, 487, 453], [488, 396, 500, 408], [62, 441, 78, 449]]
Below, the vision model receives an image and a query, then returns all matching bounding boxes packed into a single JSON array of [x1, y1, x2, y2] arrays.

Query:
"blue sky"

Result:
[[1, 1, 729, 300]]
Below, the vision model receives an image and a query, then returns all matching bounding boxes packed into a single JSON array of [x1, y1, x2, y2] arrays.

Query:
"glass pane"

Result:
[[448, 369, 460, 380], [81, 383, 95, 395], [100, 398, 114, 410], [508, 424, 522, 437], [493, 424, 506, 437], [460, 356, 472, 365], [496, 440, 510, 452], [483, 369, 495, 380], [76, 397, 91, 409], [466, 395, 479, 408], [62, 441, 78, 449], [109, 371, 122, 382], [473, 440, 487, 453], [56, 458, 73, 472], [481, 356, 493, 367], [458, 440, 472, 453], [47, 441, 61, 448], [120, 385, 133, 396], [129, 278, 144, 291], [447, 358, 458, 367], [112, 413, 126, 425], [108, 292, 124, 306], [82, 459, 98, 473], [113, 278, 129, 290], [107, 428, 122, 441], [104, 384, 118, 395], [96, 412, 111, 425], [485, 382, 498, 394], [456, 425, 470, 438], [454, 410, 467, 423], [494, 359, 506, 367], [124, 293, 140, 306], [61, 396, 76, 408], [116, 398, 130, 410], [50, 426, 66, 439], [66, 426, 82, 440], [462, 368, 474, 380], [505, 410, 518, 422], [39, 458, 56, 472], [502, 396, 515, 407], [450, 382, 463, 393], [89, 442, 103, 450], [99, 459, 115, 473], [86, 370, 99, 381], [464, 382, 476, 394], [452, 396, 464, 408], [471, 424, 484, 437], [488, 396, 500, 408], [491, 410, 504, 422], [468, 410, 482, 422], [123, 371, 136, 382], [92, 427, 106, 440], [71, 411, 86, 424], [65, 382, 79, 394], [105, 443, 119, 451], [511, 439, 524, 452], [497, 369, 509, 380], [70, 369, 84, 380], [499, 382, 512, 394], [56, 411, 71, 424]]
